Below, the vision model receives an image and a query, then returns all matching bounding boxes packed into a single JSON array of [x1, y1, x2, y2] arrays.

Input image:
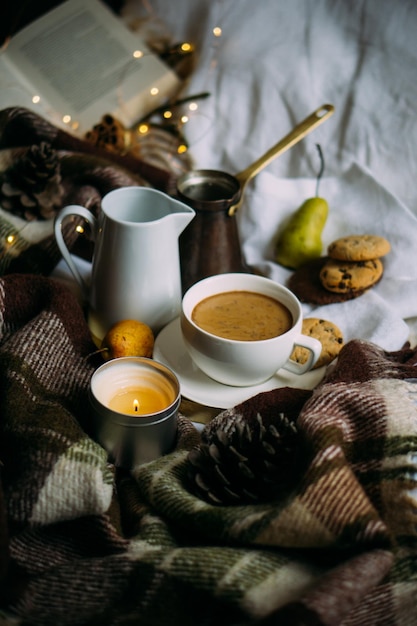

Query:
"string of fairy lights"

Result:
[[0, 1, 228, 258], [31, 21, 224, 146], [2, 0, 229, 138]]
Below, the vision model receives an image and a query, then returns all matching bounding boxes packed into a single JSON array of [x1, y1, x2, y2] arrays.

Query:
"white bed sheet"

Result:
[[123, 0, 417, 349], [124, 0, 417, 207]]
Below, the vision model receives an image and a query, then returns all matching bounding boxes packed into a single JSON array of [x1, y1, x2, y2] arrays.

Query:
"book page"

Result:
[[3, 0, 180, 131], [20, 10, 140, 112]]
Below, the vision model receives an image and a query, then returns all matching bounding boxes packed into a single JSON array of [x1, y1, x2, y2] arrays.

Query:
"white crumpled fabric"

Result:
[[122, 0, 417, 350]]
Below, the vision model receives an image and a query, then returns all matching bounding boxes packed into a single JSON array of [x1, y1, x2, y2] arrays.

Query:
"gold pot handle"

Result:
[[229, 103, 335, 215]]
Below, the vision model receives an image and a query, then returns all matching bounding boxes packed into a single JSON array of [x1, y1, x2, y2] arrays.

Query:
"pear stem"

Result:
[[315, 144, 325, 197], [84, 347, 109, 361]]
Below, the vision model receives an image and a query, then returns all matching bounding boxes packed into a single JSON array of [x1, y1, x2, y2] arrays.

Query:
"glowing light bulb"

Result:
[[180, 42, 193, 53], [32, 95, 40, 104], [177, 144, 188, 154], [75, 225, 84, 234], [181, 115, 189, 124], [213, 26, 222, 37], [6, 234, 15, 244], [150, 87, 159, 96], [133, 49, 143, 58], [62, 115, 71, 124], [138, 123, 149, 134], [188, 102, 198, 112]]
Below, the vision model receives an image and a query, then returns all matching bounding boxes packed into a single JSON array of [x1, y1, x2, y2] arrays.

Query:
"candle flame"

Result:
[[133, 399, 139, 412]]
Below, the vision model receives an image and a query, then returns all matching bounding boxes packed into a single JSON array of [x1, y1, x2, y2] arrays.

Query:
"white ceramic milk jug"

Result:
[[54, 186, 195, 340]]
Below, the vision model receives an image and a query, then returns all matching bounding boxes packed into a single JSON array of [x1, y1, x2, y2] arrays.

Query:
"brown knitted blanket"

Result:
[[1, 272, 417, 625]]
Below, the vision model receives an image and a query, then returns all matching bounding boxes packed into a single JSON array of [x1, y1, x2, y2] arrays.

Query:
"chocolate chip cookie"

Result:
[[288, 257, 367, 304], [319, 258, 383, 293], [292, 317, 344, 369], [328, 234, 391, 261]]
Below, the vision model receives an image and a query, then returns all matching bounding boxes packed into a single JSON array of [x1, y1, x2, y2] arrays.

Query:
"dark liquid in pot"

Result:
[[181, 182, 235, 202]]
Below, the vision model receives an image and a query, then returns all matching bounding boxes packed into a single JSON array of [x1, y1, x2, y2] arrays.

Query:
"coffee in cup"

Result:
[[181, 273, 321, 387], [191, 290, 293, 341]]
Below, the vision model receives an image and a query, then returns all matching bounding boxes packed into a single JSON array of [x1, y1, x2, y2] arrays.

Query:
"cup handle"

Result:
[[54, 205, 97, 299], [283, 335, 322, 375]]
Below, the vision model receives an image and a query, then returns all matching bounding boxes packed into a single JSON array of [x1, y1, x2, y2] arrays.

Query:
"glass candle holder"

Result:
[[89, 357, 180, 469]]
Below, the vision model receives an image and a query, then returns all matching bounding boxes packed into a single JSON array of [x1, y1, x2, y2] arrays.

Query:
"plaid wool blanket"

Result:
[[1, 272, 417, 625]]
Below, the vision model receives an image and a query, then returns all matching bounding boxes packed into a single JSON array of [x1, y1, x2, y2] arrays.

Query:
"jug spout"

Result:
[[169, 199, 195, 235]]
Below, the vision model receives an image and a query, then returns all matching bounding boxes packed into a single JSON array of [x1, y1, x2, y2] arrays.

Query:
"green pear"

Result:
[[275, 196, 329, 269]]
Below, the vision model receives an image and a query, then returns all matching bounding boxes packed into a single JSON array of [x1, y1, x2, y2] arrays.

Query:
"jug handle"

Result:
[[54, 205, 97, 299]]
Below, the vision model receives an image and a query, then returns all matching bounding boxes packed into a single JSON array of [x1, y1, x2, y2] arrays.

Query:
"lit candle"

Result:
[[89, 357, 180, 468], [108, 385, 174, 415]]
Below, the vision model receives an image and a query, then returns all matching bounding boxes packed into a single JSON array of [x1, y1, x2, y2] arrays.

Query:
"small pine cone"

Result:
[[187, 410, 303, 505], [0, 142, 63, 220]]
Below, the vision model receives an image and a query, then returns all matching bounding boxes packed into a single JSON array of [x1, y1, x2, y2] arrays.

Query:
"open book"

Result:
[[0, 0, 181, 133]]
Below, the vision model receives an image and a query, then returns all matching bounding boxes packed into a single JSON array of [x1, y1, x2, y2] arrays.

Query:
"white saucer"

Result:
[[153, 318, 326, 409]]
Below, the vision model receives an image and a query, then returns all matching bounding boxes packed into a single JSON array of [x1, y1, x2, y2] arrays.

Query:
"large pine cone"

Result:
[[0, 142, 64, 220], [187, 406, 305, 505]]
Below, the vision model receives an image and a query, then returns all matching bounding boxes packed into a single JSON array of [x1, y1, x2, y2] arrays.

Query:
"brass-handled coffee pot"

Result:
[[177, 104, 334, 293]]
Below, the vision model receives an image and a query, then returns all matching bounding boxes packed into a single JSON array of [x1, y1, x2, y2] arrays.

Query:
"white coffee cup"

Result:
[[180, 273, 322, 387]]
